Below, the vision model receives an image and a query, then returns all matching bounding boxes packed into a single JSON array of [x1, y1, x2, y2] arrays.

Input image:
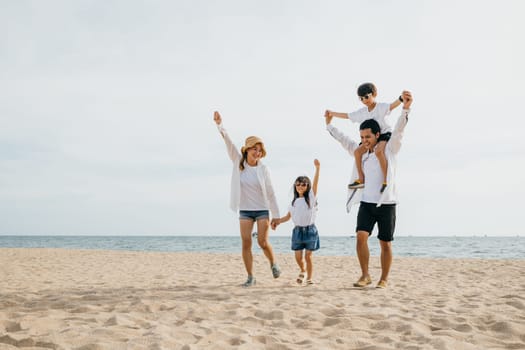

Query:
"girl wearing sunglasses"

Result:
[[272, 159, 320, 285]]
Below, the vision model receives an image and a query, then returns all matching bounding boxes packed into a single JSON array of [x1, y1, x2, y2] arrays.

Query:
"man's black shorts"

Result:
[[356, 202, 396, 241]]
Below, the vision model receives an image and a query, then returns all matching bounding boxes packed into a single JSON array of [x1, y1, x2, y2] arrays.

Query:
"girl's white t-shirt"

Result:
[[348, 102, 392, 133], [239, 164, 267, 210], [288, 190, 317, 227]]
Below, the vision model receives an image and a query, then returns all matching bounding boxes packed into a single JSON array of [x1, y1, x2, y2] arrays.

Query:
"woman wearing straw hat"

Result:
[[213, 111, 281, 287]]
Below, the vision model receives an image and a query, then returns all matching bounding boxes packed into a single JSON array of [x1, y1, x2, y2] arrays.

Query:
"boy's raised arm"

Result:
[[389, 97, 402, 111], [326, 110, 349, 119], [389, 90, 410, 111]]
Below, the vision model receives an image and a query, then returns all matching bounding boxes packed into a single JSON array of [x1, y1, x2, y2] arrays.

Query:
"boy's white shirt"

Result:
[[348, 102, 392, 133], [326, 109, 410, 212], [216, 124, 280, 218]]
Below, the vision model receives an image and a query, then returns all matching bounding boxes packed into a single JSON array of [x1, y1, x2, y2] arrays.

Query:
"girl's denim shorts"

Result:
[[291, 224, 320, 251], [239, 210, 270, 221]]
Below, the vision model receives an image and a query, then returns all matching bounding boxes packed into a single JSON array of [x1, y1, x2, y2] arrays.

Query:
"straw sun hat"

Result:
[[241, 136, 266, 158]]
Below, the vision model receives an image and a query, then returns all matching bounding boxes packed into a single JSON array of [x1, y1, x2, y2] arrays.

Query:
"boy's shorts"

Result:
[[291, 224, 320, 251], [378, 132, 392, 142], [356, 202, 396, 242]]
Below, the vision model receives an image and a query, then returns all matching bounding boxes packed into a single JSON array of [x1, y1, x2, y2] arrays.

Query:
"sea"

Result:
[[0, 235, 523, 259]]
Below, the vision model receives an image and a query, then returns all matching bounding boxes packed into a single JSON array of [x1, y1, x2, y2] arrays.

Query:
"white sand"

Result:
[[0, 248, 524, 349]]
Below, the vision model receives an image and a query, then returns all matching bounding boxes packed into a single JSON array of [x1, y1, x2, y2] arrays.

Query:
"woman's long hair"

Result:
[[239, 151, 248, 171], [292, 176, 312, 208]]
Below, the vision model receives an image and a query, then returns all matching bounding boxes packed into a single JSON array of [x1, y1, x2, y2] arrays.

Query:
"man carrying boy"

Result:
[[326, 83, 405, 193], [325, 91, 412, 289]]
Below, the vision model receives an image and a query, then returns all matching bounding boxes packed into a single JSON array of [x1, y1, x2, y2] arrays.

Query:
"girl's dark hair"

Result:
[[292, 176, 313, 208], [357, 82, 377, 97]]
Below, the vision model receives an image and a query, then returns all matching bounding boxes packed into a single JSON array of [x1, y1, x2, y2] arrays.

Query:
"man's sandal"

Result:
[[353, 276, 372, 288], [376, 280, 388, 289]]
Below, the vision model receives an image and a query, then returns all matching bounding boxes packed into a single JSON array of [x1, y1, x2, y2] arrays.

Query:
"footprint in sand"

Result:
[[320, 307, 345, 317], [371, 320, 392, 331], [506, 300, 524, 310], [489, 321, 515, 334], [74, 344, 104, 350], [228, 336, 246, 346], [4, 321, 22, 332], [254, 310, 284, 320], [0, 335, 58, 349], [453, 323, 473, 332], [323, 318, 342, 327]]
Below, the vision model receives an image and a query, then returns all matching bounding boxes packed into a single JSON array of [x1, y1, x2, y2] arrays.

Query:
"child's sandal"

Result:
[[296, 272, 306, 285], [306, 279, 314, 285]]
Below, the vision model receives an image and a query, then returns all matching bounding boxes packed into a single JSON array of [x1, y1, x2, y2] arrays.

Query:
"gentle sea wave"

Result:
[[0, 235, 523, 259]]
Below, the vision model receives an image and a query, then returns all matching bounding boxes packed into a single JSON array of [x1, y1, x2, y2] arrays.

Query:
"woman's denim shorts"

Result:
[[291, 224, 320, 251], [239, 210, 270, 221]]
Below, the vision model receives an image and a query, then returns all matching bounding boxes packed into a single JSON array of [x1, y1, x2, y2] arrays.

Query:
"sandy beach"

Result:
[[0, 248, 524, 350]]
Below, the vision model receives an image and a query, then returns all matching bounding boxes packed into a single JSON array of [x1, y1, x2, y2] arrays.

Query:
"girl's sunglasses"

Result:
[[295, 182, 308, 187]]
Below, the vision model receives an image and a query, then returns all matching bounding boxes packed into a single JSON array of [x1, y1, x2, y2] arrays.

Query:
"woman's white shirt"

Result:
[[216, 124, 280, 218], [240, 164, 267, 210]]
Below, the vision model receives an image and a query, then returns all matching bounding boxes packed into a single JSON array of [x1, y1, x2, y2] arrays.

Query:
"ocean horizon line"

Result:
[[0, 234, 522, 237], [2, 235, 523, 259]]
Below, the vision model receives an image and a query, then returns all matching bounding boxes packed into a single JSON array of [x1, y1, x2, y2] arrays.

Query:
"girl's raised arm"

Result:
[[312, 159, 320, 196], [213, 111, 222, 125]]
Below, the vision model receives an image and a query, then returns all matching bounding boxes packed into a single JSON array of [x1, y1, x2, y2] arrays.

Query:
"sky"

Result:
[[1, 1, 524, 236]]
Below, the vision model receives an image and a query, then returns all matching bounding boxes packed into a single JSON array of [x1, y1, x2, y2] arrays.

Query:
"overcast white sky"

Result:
[[1, 1, 524, 236]]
